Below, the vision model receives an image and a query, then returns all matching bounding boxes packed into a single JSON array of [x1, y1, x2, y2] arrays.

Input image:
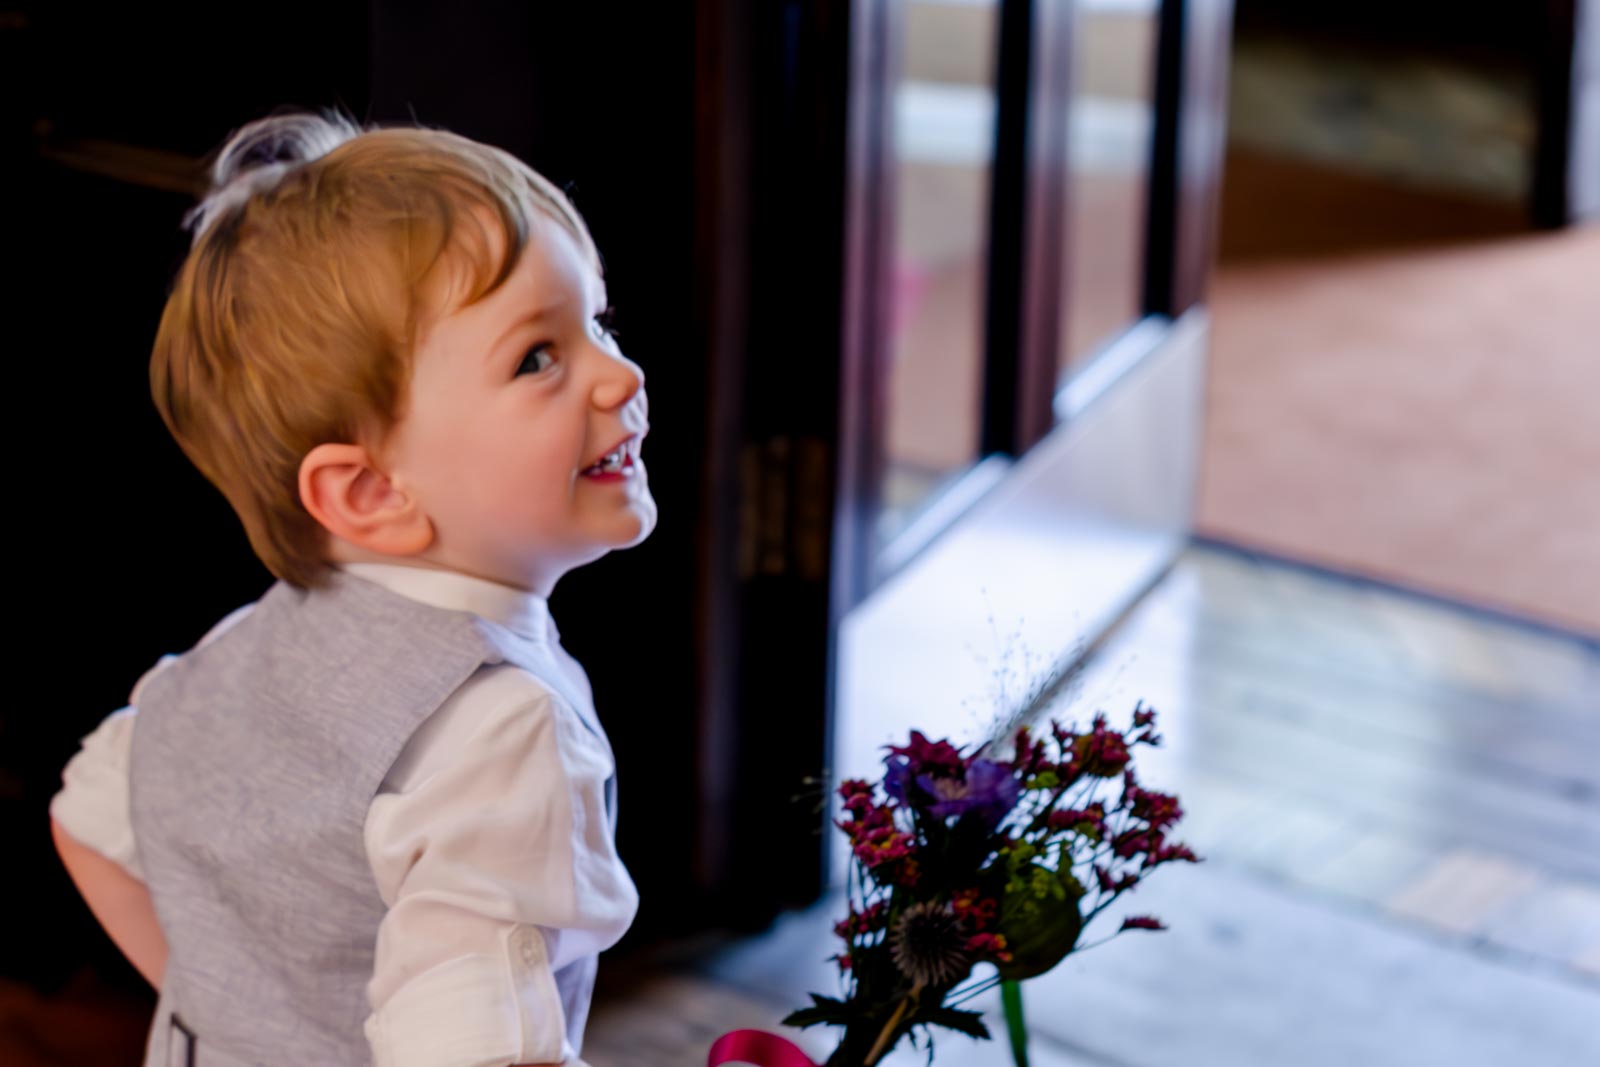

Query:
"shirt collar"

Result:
[[337, 562, 557, 644]]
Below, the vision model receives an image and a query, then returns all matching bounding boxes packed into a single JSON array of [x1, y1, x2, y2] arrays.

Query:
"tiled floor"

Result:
[[585, 543, 1600, 1067]]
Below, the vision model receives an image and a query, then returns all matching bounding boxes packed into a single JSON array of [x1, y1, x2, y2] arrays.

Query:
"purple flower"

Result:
[[914, 759, 1021, 828], [883, 730, 970, 805], [885, 756, 915, 803]]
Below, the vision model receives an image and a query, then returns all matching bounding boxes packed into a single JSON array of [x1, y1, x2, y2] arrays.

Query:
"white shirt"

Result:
[[49, 562, 639, 1067]]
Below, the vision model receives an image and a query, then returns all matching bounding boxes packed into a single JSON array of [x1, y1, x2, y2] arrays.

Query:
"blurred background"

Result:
[[4, 1, 1596, 1064]]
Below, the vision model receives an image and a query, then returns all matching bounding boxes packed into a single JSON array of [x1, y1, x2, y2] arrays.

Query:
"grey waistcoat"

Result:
[[129, 567, 604, 1066]]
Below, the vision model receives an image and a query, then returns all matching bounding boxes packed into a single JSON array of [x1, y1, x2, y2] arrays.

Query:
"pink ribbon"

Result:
[[707, 1028, 821, 1067]]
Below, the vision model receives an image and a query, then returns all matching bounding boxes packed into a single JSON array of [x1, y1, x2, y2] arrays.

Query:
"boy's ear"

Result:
[[298, 443, 435, 557]]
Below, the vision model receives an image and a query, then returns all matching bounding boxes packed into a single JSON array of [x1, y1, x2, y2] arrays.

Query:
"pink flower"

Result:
[[1047, 805, 1107, 834], [842, 792, 875, 815], [1154, 842, 1201, 864], [834, 900, 891, 940], [854, 828, 916, 869], [964, 932, 1013, 963], [1131, 788, 1184, 830], [1012, 726, 1049, 775], [1072, 722, 1132, 777], [885, 730, 967, 772], [951, 887, 999, 930], [1112, 829, 1153, 859], [838, 778, 875, 801]]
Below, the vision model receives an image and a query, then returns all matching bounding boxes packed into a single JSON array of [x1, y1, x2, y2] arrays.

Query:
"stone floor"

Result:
[[8, 543, 1596, 1066], [584, 543, 1600, 1067]]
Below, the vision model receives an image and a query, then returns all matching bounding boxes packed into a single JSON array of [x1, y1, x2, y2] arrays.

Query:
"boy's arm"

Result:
[[50, 814, 579, 1062], [51, 817, 168, 990]]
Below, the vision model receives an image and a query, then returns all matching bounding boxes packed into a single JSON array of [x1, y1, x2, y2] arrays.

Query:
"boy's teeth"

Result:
[[585, 448, 627, 474]]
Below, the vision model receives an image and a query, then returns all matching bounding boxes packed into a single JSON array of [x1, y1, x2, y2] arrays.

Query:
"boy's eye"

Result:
[[515, 343, 556, 377]]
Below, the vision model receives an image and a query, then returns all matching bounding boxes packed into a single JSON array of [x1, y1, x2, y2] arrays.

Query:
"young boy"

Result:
[[49, 108, 654, 1067]]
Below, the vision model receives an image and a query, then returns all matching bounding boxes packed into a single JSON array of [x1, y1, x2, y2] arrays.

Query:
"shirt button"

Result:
[[518, 929, 539, 965]]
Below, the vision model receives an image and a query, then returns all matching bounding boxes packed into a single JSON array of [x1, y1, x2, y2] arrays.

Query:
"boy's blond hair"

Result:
[[151, 106, 602, 590]]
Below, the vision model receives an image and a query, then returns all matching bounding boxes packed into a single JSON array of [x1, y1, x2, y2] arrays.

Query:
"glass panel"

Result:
[[1058, 0, 1160, 381], [878, 0, 1001, 550]]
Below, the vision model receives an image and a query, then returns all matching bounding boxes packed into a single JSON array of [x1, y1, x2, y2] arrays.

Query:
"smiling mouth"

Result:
[[581, 432, 644, 475], [581, 449, 636, 477]]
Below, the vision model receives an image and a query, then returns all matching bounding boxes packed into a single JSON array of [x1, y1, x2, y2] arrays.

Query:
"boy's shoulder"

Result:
[[201, 601, 260, 646], [134, 575, 503, 706], [464, 661, 614, 762], [468, 661, 568, 712], [129, 600, 261, 706]]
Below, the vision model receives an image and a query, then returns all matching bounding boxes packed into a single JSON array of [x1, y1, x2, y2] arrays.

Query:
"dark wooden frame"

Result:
[[985, 0, 1073, 458], [692, 0, 1238, 918], [693, 0, 856, 923], [841, 0, 1043, 598], [1152, 0, 1234, 318], [841, 0, 1236, 582], [1532, 0, 1598, 226], [689, 0, 756, 920], [834, 0, 897, 620]]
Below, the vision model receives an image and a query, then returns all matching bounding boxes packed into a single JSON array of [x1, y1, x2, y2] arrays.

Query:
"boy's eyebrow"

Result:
[[489, 301, 564, 358]]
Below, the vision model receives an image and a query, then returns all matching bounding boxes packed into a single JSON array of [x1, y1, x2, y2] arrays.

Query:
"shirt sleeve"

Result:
[[362, 670, 636, 1067], [49, 704, 142, 879], [49, 603, 259, 881]]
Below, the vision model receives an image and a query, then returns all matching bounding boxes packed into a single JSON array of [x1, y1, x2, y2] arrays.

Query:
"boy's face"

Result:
[[378, 207, 655, 596]]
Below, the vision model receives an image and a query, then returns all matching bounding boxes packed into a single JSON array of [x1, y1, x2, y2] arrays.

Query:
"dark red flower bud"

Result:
[[1131, 789, 1183, 829], [1112, 830, 1151, 859], [1074, 729, 1132, 778], [1152, 841, 1201, 865], [842, 792, 875, 815], [883, 730, 967, 777]]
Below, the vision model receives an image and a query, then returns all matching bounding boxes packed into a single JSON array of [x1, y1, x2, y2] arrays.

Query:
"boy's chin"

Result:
[[618, 501, 658, 547], [587, 518, 655, 556], [613, 520, 656, 551]]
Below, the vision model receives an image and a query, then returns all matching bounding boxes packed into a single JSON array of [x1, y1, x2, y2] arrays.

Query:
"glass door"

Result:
[[876, 0, 1003, 551], [828, 0, 1233, 886], [1058, 0, 1163, 379]]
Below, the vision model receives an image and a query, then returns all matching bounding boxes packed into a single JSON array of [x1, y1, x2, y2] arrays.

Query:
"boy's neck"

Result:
[[324, 540, 559, 599]]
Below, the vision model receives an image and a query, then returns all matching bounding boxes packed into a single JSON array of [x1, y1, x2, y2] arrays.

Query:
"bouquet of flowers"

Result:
[[736, 702, 1201, 1067]]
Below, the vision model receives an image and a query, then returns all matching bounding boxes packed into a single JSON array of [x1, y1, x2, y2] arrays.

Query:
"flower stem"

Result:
[[863, 979, 924, 1066], [1001, 979, 1030, 1067], [946, 973, 1002, 1006]]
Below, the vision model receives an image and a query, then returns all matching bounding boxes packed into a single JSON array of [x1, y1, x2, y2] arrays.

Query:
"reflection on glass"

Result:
[[878, 0, 1000, 551], [1058, 0, 1159, 382]]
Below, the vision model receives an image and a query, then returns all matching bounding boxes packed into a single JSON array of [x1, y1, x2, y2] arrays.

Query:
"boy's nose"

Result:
[[595, 351, 645, 410]]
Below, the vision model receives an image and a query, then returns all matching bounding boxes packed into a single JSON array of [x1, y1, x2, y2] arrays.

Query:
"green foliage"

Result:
[[1024, 770, 1060, 791], [914, 1004, 992, 1040], [995, 864, 1086, 981], [782, 993, 861, 1029], [809, 704, 1197, 1065]]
